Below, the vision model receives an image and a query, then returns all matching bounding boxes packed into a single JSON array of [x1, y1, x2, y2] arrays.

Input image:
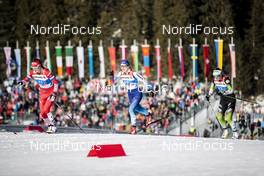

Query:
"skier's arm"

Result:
[[206, 82, 215, 101], [49, 74, 59, 94], [112, 72, 121, 85], [17, 71, 33, 87], [208, 82, 215, 96], [24, 70, 33, 83], [45, 68, 58, 94], [133, 72, 152, 91], [224, 77, 233, 95]]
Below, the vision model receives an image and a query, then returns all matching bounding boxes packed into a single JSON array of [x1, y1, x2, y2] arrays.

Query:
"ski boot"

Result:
[[221, 128, 229, 139], [46, 124, 57, 134], [130, 126, 137, 135], [232, 131, 239, 139], [46, 113, 57, 134]]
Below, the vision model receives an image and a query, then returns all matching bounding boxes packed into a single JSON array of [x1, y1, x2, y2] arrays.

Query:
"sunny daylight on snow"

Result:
[[0, 0, 263, 176]]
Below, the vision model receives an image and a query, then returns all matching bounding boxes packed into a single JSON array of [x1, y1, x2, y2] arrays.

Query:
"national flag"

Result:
[[142, 44, 150, 77], [203, 44, 210, 79], [120, 42, 127, 60], [77, 45, 85, 79], [190, 43, 198, 81], [214, 39, 223, 69], [24, 45, 31, 75], [45, 43, 52, 70], [167, 45, 173, 80], [35, 44, 40, 59], [55, 45, 63, 77], [4, 47, 12, 78], [229, 43, 236, 78], [108, 46, 116, 73], [178, 45, 185, 81], [88, 44, 94, 79], [14, 48, 21, 79], [155, 43, 162, 79], [98, 44, 106, 78], [65, 45, 73, 76], [131, 44, 139, 71]]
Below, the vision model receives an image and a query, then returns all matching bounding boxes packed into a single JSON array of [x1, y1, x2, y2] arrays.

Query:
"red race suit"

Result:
[[23, 68, 58, 119]]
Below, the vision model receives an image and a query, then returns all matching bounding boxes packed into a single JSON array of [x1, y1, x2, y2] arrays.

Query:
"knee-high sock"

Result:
[[216, 112, 227, 129], [225, 110, 237, 132], [129, 99, 139, 126]]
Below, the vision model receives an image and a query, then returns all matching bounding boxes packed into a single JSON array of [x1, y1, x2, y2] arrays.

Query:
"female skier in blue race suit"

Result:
[[112, 60, 151, 134]]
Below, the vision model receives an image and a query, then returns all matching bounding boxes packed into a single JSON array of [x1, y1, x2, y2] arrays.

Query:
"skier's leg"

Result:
[[216, 98, 229, 138], [225, 106, 233, 128], [133, 91, 148, 116], [216, 111, 229, 138], [216, 104, 227, 129], [224, 99, 236, 127], [43, 95, 57, 133], [39, 98, 48, 119], [128, 89, 143, 126], [134, 104, 149, 131], [225, 100, 238, 138], [128, 97, 140, 126], [134, 104, 148, 116]]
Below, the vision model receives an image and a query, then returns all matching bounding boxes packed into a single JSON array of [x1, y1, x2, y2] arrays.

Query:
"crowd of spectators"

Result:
[[235, 102, 264, 139], [0, 77, 205, 133], [1, 77, 263, 137]]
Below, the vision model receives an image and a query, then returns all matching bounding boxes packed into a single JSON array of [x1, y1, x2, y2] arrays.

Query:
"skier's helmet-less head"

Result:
[[120, 60, 130, 72], [213, 68, 222, 80], [31, 58, 42, 73]]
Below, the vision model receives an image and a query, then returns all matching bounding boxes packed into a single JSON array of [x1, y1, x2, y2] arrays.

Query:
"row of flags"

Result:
[[3, 38, 236, 82]]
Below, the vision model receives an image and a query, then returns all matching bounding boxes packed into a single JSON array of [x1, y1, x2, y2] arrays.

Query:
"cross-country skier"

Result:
[[206, 68, 238, 139], [110, 60, 152, 134], [18, 58, 58, 133]]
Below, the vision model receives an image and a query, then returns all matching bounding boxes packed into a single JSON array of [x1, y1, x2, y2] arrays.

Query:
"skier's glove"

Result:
[[109, 70, 114, 77], [206, 94, 210, 101], [148, 91, 156, 97], [215, 89, 222, 96], [107, 71, 114, 85], [17, 81, 25, 88], [49, 93, 57, 102]]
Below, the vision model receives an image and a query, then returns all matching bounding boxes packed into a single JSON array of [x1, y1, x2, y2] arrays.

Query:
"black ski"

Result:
[[137, 117, 167, 133]]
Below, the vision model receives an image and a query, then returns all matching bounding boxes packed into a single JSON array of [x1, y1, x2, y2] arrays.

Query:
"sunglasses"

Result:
[[32, 66, 41, 71]]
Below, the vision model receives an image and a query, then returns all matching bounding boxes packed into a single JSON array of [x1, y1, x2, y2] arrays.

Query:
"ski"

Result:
[[137, 117, 167, 134]]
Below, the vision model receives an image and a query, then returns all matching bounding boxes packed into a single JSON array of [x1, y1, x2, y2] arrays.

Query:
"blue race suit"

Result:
[[114, 71, 149, 126]]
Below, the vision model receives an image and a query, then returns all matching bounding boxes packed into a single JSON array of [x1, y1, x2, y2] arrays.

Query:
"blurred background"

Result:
[[0, 0, 263, 95]]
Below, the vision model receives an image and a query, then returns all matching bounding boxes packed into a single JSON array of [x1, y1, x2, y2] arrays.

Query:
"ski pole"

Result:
[[207, 100, 223, 131], [54, 102, 87, 134], [223, 95, 261, 106]]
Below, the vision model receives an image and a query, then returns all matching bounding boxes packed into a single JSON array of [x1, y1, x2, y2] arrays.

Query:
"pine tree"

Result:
[[152, 0, 189, 80], [0, 0, 16, 81], [197, 0, 235, 81], [240, 0, 264, 95]]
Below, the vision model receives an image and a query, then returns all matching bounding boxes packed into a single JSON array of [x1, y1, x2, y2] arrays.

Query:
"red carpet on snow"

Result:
[[23, 125, 44, 133], [87, 144, 126, 158]]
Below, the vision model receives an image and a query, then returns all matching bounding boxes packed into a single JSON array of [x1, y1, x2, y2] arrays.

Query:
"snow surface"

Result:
[[0, 132, 263, 176]]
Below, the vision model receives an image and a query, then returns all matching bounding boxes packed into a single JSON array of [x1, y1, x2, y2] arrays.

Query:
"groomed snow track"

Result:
[[0, 126, 263, 176]]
